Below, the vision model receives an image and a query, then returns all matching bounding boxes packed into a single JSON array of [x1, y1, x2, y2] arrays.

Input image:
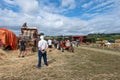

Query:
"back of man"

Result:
[[48, 39, 52, 48], [37, 36, 48, 68], [18, 38, 26, 57], [20, 39, 26, 47], [38, 39, 48, 51]]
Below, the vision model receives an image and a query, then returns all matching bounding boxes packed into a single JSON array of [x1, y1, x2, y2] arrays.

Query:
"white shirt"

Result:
[[48, 39, 52, 45], [38, 39, 48, 50], [66, 41, 71, 47]]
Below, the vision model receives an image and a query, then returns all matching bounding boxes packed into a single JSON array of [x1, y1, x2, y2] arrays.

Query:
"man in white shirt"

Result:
[[47, 38, 52, 52], [37, 35, 48, 68], [48, 39, 52, 48]]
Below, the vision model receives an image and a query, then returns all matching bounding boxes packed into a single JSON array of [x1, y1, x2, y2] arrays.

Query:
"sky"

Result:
[[0, 0, 120, 36]]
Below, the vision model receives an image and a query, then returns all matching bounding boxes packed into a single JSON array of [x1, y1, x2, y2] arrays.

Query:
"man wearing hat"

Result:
[[37, 35, 48, 68]]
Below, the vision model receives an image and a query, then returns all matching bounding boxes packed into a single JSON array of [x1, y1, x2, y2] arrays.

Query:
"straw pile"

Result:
[[115, 39, 120, 43], [0, 49, 7, 59], [109, 43, 120, 49]]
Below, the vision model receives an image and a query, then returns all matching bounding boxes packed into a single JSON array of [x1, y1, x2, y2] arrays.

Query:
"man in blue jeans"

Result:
[[37, 35, 48, 68]]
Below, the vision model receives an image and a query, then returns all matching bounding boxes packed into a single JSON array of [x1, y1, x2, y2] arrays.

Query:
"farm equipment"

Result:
[[0, 28, 18, 50], [20, 23, 39, 52]]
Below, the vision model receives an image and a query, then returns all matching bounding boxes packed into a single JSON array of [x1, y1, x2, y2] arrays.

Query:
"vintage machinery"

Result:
[[20, 23, 39, 52]]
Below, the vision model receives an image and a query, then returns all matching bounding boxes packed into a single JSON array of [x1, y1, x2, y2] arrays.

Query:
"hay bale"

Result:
[[0, 49, 7, 59], [115, 39, 120, 43], [96, 41, 101, 44], [110, 43, 120, 48], [0, 49, 6, 55]]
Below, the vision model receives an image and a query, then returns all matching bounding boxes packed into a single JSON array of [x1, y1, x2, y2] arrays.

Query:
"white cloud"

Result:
[[86, 13, 120, 34], [0, 0, 120, 36], [4, 0, 15, 4], [61, 0, 76, 9], [0, 9, 21, 26], [95, 4, 114, 12], [82, 1, 93, 8], [39, 0, 77, 13], [14, 0, 39, 13], [88, 0, 114, 11]]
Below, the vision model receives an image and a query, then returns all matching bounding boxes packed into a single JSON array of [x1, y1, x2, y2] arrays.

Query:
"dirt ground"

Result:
[[0, 46, 120, 80]]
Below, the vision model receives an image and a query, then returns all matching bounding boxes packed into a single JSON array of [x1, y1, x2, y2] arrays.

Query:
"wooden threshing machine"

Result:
[[20, 23, 39, 52]]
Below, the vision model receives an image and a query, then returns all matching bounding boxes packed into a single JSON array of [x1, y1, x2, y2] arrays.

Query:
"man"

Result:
[[76, 39, 80, 47], [48, 38, 52, 52], [53, 39, 57, 48], [48, 38, 52, 48], [37, 35, 48, 68], [18, 37, 26, 57], [60, 41, 64, 52]]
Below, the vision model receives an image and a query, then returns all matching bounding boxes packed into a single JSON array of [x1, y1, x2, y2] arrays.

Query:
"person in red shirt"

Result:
[[60, 41, 65, 52]]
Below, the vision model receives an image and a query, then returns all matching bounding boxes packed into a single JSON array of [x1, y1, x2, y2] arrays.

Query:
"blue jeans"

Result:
[[37, 50, 48, 67]]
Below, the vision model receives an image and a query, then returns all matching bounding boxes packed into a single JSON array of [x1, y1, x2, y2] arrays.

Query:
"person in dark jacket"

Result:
[[18, 37, 26, 57]]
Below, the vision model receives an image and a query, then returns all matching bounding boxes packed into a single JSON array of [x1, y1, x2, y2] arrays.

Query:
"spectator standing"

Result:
[[18, 37, 26, 57], [60, 41, 64, 52], [53, 39, 57, 48], [48, 38, 52, 48], [76, 39, 80, 47], [57, 41, 60, 50], [48, 38, 52, 52], [37, 36, 48, 68]]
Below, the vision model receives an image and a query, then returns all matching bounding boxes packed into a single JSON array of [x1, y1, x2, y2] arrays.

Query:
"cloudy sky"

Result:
[[0, 0, 120, 36]]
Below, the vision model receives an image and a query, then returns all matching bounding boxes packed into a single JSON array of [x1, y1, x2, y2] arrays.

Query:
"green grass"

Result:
[[66, 48, 120, 80]]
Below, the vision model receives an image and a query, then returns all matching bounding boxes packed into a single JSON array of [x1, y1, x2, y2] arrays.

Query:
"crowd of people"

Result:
[[36, 36, 76, 69], [8, 35, 80, 69], [0, 34, 81, 69]]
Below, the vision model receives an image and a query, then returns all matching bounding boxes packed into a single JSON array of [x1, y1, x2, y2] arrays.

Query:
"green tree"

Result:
[[39, 33, 44, 36]]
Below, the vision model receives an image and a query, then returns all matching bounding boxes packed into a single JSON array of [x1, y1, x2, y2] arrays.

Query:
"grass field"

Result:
[[0, 46, 120, 80]]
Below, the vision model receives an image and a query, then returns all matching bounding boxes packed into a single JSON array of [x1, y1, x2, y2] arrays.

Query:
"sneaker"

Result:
[[45, 64, 48, 66]]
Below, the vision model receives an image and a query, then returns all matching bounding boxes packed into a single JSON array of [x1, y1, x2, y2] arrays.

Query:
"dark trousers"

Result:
[[54, 43, 57, 48], [37, 50, 48, 67]]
